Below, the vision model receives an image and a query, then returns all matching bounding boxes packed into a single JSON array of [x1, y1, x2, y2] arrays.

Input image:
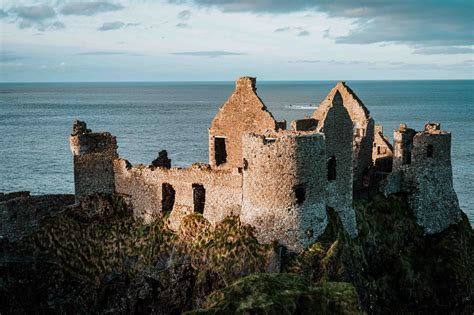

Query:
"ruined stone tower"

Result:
[[69, 120, 118, 200], [240, 131, 328, 251], [385, 123, 462, 234]]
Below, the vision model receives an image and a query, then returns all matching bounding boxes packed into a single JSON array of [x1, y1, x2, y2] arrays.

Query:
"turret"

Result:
[[69, 120, 118, 200], [392, 124, 417, 171], [241, 131, 327, 252], [384, 122, 462, 234]]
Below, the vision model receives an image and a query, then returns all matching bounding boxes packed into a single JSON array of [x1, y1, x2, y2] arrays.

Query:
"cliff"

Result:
[[0, 192, 472, 314]]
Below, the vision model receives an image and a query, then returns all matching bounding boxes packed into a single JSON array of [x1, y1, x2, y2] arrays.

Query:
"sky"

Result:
[[0, 0, 473, 82]]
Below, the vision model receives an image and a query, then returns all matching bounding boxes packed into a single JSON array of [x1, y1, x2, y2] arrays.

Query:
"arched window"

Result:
[[327, 156, 337, 181], [427, 144, 434, 158]]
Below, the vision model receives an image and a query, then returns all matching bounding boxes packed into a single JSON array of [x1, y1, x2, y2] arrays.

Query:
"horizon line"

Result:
[[1, 78, 473, 84]]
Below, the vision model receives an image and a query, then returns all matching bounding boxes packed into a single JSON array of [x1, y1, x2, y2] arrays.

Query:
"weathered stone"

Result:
[[69, 77, 463, 251], [151, 150, 171, 168], [384, 123, 462, 234], [208, 77, 278, 169], [372, 124, 393, 174], [315, 91, 357, 237], [313, 82, 374, 191]]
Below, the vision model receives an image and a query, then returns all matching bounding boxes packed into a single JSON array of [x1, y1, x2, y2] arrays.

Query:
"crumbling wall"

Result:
[[372, 124, 393, 173], [241, 131, 328, 252], [392, 124, 417, 171], [384, 123, 462, 234], [316, 92, 357, 237], [114, 160, 243, 228], [69, 121, 118, 200], [209, 77, 278, 169], [312, 82, 374, 191], [291, 118, 318, 132]]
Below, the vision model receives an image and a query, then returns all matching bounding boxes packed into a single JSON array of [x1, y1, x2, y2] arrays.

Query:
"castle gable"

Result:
[[209, 77, 278, 169], [313, 82, 375, 191]]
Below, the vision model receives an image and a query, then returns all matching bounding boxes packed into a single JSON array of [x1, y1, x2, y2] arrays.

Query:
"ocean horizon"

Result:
[[1, 79, 473, 226]]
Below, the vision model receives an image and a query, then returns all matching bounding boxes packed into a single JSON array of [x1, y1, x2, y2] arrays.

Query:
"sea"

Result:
[[0, 80, 472, 226]]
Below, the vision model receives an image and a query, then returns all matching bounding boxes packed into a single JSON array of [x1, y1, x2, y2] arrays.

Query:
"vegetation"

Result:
[[1, 193, 472, 314]]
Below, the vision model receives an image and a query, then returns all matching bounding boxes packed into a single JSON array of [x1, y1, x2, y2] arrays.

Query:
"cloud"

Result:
[[7, 5, 65, 31], [289, 59, 375, 66], [171, 1, 473, 48], [274, 27, 290, 32], [412, 46, 474, 55], [172, 51, 246, 57], [60, 1, 123, 16], [297, 30, 310, 37], [0, 9, 8, 18], [274, 26, 310, 37], [178, 10, 192, 20], [0, 52, 28, 63], [9, 5, 56, 21], [98, 21, 125, 31], [76, 51, 144, 56], [176, 23, 190, 28], [126, 22, 140, 27]]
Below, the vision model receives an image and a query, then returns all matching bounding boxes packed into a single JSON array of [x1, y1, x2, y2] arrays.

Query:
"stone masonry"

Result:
[[384, 123, 462, 234], [209, 77, 278, 169], [70, 77, 462, 251], [70, 120, 118, 201], [313, 82, 375, 191]]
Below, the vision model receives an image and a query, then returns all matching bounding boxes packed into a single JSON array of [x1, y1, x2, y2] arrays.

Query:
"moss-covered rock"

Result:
[[187, 273, 362, 315], [1, 192, 472, 314]]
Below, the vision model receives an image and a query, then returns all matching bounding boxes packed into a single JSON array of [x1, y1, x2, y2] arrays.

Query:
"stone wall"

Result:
[[114, 160, 243, 228], [372, 124, 393, 173], [392, 124, 417, 171], [316, 91, 357, 237], [291, 118, 318, 131], [241, 131, 328, 252], [69, 121, 118, 201], [384, 123, 462, 234], [312, 82, 374, 191], [209, 77, 278, 169]]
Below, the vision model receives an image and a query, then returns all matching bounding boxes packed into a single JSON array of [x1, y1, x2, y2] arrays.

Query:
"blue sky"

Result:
[[0, 0, 473, 81]]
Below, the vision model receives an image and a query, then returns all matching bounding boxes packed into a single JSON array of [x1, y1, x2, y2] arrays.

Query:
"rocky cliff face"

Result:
[[0, 192, 472, 314]]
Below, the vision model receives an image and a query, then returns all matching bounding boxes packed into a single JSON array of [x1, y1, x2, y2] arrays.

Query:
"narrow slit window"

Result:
[[427, 144, 434, 158], [192, 183, 205, 214], [294, 184, 306, 204], [162, 183, 175, 213], [214, 137, 227, 166], [327, 156, 337, 181]]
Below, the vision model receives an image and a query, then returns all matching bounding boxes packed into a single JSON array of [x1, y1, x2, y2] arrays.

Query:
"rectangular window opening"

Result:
[[192, 183, 205, 214], [294, 184, 306, 204], [427, 144, 434, 158], [162, 183, 175, 213], [214, 137, 227, 166]]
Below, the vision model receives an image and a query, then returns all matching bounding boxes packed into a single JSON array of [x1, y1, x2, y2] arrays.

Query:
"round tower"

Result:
[[241, 131, 327, 252]]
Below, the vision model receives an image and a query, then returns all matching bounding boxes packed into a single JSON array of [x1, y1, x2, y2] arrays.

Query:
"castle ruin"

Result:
[[70, 77, 462, 251]]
